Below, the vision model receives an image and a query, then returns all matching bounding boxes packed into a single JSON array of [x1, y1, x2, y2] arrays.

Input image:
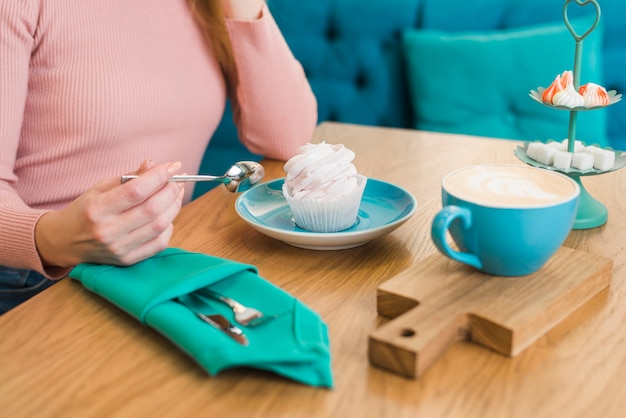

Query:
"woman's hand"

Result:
[[35, 160, 185, 268], [220, 0, 264, 20]]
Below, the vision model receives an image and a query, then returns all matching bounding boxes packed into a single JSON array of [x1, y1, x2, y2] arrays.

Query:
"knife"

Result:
[[177, 298, 249, 346], [194, 312, 250, 347]]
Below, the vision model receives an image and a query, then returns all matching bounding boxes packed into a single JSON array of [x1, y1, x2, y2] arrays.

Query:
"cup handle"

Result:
[[431, 206, 482, 270]]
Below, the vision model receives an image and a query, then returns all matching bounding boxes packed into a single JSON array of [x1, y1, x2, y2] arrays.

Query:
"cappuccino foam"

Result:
[[443, 165, 579, 208]]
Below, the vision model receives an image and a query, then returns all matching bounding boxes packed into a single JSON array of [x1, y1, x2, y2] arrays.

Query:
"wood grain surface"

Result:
[[1, 122, 625, 418]]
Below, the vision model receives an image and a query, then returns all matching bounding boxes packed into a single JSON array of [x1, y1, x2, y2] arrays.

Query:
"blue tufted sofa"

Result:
[[194, 0, 625, 198]]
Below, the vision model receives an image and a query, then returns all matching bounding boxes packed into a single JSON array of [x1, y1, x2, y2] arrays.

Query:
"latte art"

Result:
[[466, 172, 566, 204], [443, 165, 578, 207]]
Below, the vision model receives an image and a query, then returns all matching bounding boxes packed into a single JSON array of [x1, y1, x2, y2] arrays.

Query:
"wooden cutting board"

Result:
[[368, 246, 613, 379]]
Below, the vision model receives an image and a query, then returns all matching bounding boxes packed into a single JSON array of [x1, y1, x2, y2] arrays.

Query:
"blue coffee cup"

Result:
[[431, 164, 580, 276]]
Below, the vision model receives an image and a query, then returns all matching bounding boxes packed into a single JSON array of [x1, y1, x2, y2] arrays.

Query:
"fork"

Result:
[[195, 289, 265, 327]]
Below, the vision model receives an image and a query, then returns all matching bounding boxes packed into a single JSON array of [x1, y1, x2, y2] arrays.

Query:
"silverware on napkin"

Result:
[[177, 298, 249, 346], [196, 289, 264, 326]]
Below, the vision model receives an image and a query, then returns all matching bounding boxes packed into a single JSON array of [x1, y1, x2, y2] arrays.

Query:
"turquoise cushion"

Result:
[[402, 15, 608, 146]]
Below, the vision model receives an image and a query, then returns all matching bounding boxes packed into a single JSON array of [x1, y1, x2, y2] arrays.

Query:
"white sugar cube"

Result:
[[553, 151, 573, 169], [527, 142, 556, 165], [526, 142, 543, 161], [535, 143, 557, 165], [584, 145, 603, 156], [593, 149, 615, 171], [547, 141, 566, 151], [561, 139, 585, 152], [572, 152, 594, 170]]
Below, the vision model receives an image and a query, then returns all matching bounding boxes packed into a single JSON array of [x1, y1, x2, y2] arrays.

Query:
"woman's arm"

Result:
[[0, 2, 50, 274], [224, 2, 318, 161]]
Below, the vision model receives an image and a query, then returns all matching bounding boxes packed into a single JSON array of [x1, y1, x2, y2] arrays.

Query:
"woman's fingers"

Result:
[[96, 162, 182, 216], [115, 223, 176, 266], [91, 159, 155, 193], [92, 177, 184, 243], [135, 159, 155, 175], [81, 163, 184, 259], [220, 0, 264, 19], [92, 161, 179, 208], [102, 188, 184, 265]]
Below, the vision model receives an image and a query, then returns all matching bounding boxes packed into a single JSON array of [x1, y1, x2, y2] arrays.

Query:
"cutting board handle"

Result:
[[369, 303, 472, 378], [369, 303, 524, 378]]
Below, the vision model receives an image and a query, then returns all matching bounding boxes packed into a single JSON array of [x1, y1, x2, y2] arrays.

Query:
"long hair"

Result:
[[187, 0, 236, 89]]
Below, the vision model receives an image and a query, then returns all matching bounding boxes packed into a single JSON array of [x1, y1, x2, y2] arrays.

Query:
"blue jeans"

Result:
[[0, 266, 56, 315]]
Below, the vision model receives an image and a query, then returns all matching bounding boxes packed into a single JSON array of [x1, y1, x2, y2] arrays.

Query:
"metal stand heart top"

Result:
[[563, 0, 601, 91], [562, 0, 601, 152]]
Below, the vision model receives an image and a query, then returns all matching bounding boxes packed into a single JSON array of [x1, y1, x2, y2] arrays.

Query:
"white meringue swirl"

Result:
[[283, 142, 358, 201], [552, 82, 585, 108]]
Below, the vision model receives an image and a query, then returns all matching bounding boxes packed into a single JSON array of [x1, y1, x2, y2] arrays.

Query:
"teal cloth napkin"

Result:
[[69, 248, 333, 388]]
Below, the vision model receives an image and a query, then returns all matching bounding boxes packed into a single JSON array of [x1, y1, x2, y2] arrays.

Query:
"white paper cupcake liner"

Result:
[[283, 175, 367, 233]]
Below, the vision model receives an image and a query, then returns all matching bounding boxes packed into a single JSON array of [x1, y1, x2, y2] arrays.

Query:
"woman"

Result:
[[0, 0, 317, 314]]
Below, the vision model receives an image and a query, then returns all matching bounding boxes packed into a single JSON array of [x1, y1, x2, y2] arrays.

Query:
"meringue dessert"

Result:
[[579, 82, 610, 107], [541, 70, 610, 108], [282, 142, 367, 232]]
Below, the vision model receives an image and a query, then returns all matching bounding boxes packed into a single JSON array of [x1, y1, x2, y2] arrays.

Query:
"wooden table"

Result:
[[1, 122, 625, 418]]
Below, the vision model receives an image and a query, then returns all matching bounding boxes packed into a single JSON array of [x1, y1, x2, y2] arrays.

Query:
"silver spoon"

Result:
[[120, 161, 265, 193], [201, 290, 264, 326]]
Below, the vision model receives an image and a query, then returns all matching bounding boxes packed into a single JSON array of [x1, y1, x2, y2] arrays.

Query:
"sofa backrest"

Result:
[[269, 0, 420, 129], [268, 0, 624, 147]]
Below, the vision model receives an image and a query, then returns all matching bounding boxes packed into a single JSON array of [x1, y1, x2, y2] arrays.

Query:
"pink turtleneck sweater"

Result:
[[0, 1, 317, 276]]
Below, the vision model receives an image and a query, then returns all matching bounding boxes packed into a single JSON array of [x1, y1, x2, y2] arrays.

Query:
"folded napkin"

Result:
[[69, 248, 333, 388]]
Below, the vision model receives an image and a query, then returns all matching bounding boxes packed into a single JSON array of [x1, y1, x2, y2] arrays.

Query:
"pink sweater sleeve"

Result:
[[0, 2, 66, 278], [225, 5, 318, 161]]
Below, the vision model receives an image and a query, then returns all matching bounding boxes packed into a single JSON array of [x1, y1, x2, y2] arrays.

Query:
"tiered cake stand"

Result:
[[514, 0, 624, 229]]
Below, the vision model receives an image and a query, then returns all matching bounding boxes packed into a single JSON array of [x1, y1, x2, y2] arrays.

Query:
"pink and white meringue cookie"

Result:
[[282, 142, 367, 232], [542, 70, 571, 103], [579, 82, 610, 107]]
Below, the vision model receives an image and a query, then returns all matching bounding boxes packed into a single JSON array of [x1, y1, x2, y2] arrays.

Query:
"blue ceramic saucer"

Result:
[[235, 178, 418, 250]]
